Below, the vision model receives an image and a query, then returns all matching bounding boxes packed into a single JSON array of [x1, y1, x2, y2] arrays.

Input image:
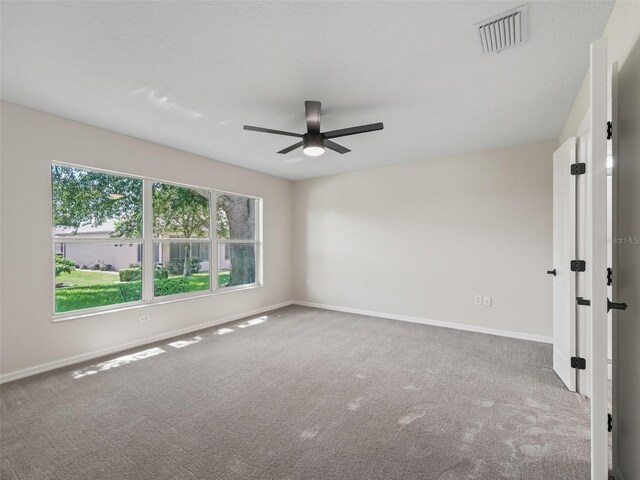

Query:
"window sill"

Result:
[[51, 283, 263, 323]]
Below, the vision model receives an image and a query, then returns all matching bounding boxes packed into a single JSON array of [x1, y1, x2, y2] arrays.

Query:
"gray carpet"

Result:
[[1, 305, 590, 479]]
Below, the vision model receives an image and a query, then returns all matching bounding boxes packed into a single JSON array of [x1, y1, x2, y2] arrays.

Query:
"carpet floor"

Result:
[[1, 305, 590, 479]]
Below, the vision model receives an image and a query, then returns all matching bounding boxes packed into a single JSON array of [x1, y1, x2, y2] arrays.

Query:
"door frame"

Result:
[[576, 112, 591, 398]]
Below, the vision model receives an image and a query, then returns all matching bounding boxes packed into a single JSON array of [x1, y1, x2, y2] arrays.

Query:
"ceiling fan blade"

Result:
[[323, 122, 384, 139], [324, 139, 351, 154], [277, 141, 304, 154], [305, 100, 322, 133], [243, 125, 303, 138]]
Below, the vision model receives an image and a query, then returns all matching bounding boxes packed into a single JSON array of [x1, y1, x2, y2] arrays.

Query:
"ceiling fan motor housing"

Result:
[[303, 132, 324, 150]]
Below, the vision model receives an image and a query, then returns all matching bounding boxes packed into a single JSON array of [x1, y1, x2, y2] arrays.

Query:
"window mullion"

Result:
[[210, 192, 218, 293], [142, 179, 154, 302], [257, 198, 263, 286], [153, 238, 210, 244], [51, 237, 143, 244], [216, 239, 259, 245]]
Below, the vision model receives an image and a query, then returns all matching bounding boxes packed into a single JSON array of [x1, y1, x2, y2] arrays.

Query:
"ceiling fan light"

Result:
[[303, 145, 325, 157], [302, 132, 325, 156]]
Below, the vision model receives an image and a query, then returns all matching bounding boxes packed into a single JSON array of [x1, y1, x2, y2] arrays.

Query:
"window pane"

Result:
[[52, 165, 142, 238], [217, 194, 257, 240], [154, 242, 210, 297], [54, 243, 142, 313], [153, 183, 209, 238], [218, 243, 256, 288]]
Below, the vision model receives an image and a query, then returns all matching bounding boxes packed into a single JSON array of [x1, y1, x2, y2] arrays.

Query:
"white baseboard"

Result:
[[293, 301, 553, 344], [0, 301, 294, 384], [1, 299, 552, 384]]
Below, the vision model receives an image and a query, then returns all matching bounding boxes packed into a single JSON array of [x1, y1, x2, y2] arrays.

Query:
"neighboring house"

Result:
[[54, 221, 229, 271], [54, 220, 138, 270]]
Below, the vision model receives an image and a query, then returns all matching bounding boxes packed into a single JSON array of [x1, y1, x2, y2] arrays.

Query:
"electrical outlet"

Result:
[[483, 296, 492, 307], [474, 295, 483, 305], [139, 315, 150, 323]]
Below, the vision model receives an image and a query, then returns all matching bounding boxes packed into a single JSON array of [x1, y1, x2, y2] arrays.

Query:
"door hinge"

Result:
[[607, 121, 613, 140], [607, 267, 613, 286], [608, 413, 613, 432], [571, 260, 586, 272], [571, 163, 586, 175], [571, 356, 586, 370]]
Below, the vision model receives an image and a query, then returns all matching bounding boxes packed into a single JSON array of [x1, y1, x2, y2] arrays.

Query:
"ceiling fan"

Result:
[[243, 101, 383, 157]]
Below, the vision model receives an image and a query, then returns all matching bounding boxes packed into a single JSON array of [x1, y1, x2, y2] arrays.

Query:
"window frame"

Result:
[[51, 162, 263, 321]]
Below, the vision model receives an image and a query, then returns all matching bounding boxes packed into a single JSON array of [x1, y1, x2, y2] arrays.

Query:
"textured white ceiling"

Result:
[[1, 1, 613, 180]]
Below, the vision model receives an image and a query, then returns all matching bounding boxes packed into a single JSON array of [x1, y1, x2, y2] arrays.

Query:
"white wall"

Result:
[[292, 141, 557, 341], [559, 3, 640, 478], [0, 101, 293, 379], [559, 1, 640, 144]]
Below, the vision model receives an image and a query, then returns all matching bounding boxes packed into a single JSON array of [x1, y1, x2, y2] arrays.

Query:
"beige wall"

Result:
[[559, 3, 640, 478], [292, 141, 557, 340], [0, 101, 293, 379]]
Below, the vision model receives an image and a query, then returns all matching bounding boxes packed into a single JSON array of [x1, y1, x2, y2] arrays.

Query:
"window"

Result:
[[152, 182, 211, 298], [216, 194, 259, 288], [52, 165, 143, 313], [51, 164, 261, 317]]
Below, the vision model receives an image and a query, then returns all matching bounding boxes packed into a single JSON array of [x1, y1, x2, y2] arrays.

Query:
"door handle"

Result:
[[547, 269, 557, 276], [608, 298, 628, 312], [576, 297, 628, 311]]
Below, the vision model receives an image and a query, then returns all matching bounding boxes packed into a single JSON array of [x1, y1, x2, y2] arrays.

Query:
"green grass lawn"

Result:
[[55, 280, 142, 312], [55, 270, 232, 313], [56, 269, 120, 287]]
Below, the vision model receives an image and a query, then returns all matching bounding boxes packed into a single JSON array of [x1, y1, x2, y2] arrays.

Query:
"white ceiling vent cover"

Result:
[[475, 4, 529, 54]]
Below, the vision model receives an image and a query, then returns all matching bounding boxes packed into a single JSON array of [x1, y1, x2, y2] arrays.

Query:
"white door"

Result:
[[586, 38, 608, 480], [552, 138, 577, 392]]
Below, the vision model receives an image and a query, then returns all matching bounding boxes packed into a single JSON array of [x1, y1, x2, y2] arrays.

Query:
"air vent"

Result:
[[475, 4, 528, 54]]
